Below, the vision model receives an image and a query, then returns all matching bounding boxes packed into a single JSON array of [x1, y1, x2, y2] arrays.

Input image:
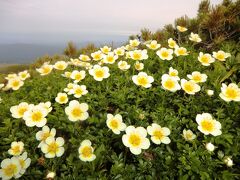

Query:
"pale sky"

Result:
[[0, 0, 223, 44]]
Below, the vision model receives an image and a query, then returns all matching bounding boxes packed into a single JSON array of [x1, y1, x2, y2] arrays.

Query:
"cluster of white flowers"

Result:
[[0, 141, 31, 179]]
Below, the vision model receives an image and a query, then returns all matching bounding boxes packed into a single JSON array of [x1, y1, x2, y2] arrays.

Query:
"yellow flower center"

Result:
[[18, 107, 27, 116], [137, 76, 148, 86], [184, 82, 194, 92], [150, 44, 157, 49], [161, 51, 169, 58], [178, 49, 186, 55], [169, 42, 175, 47], [72, 108, 83, 117], [225, 88, 237, 99], [81, 146, 92, 158], [57, 64, 64, 70], [3, 164, 17, 177], [82, 56, 88, 61], [75, 74, 82, 81], [12, 145, 21, 154], [153, 129, 164, 140], [128, 134, 141, 147], [48, 142, 58, 154], [192, 75, 202, 82], [201, 56, 209, 63], [59, 96, 67, 102], [185, 133, 193, 140], [94, 54, 101, 60], [42, 67, 51, 74], [75, 88, 83, 95], [107, 56, 114, 62], [110, 119, 119, 129], [216, 53, 224, 60], [12, 80, 20, 87], [21, 73, 27, 78], [31, 111, 43, 122], [19, 159, 25, 168], [132, 52, 141, 60], [201, 119, 214, 132], [164, 79, 175, 89], [95, 69, 104, 78], [170, 72, 177, 76]]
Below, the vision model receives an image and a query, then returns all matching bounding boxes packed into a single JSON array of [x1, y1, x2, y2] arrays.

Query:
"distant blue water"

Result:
[[0, 35, 128, 64]]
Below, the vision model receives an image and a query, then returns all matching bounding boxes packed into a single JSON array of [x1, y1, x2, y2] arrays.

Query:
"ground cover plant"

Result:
[[0, 28, 240, 179]]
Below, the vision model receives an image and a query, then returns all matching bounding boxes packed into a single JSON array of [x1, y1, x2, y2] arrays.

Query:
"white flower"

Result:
[[64, 83, 75, 94], [181, 79, 201, 95], [8, 141, 24, 156], [79, 54, 91, 61], [62, 71, 71, 78], [36, 126, 56, 148], [38, 101, 52, 113], [219, 83, 240, 102], [106, 114, 126, 134], [196, 113, 222, 136], [10, 102, 33, 119], [15, 152, 31, 178], [7, 77, 24, 90], [53, 61, 68, 70], [125, 44, 135, 51], [46, 171, 56, 179], [205, 142, 215, 152], [168, 38, 178, 48], [189, 32, 202, 42], [206, 89, 214, 96], [224, 157, 233, 167], [100, 46, 111, 54], [161, 74, 181, 92], [213, 50, 231, 62], [174, 47, 188, 56], [78, 140, 96, 162], [5, 73, 17, 81], [114, 47, 125, 56], [70, 58, 82, 66], [55, 92, 68, 104], [23, 105, 48, 127], [134, 62, 144, 71], [36, 62, 53, 76], [183, 129, 196, 141], [103, 52, 118, 64], [70, 70, 86, 83], [146, 40, 161, 50], [198, 52, 215, 66], [69, 84, 88, 98], [147, 123, 171, 145], [89, 65, 110, 81], [177, 26, 187, 32], [122, 126, 150, 155], [129, 39, 140, 47], [0, 83, 4, 90], [132, 72, 154, 88], [91, 50, 104, 61], [65, 100, 89, 122], [187, 71, 207, 83], [118, 61, 130, 71], [129, 50, 148, 61], [168, 67, 180, 80], [18, 70, 30, 80], [0, 157, 21, 180], [156, 48, 173, 60], [41, 137, 65, 158]]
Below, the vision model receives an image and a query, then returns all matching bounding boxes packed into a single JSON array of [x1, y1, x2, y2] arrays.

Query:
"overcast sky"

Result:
[[0, 0, 223, 44]]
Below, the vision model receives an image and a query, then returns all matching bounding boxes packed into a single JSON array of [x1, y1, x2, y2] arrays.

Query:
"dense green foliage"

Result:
[[0, 40, 240, 179]]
